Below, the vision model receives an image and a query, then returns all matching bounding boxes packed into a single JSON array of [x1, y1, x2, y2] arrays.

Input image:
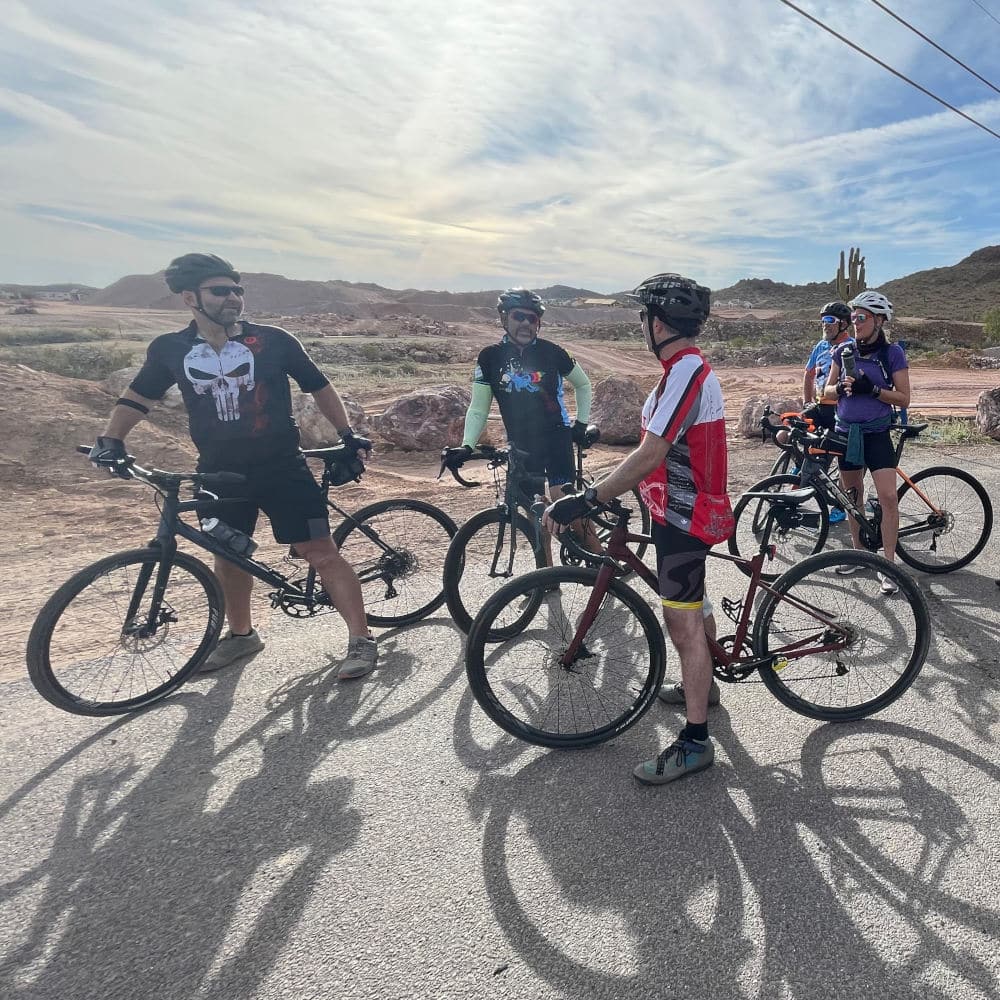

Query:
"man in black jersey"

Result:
[[89, 253, 377, 679], [449, 288, 594, 562]]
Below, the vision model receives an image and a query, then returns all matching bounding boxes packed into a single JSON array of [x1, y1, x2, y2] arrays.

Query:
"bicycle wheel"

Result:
[[26, 548, 224, 716], [769, 449, 794, 477], [894, 466, 993, 573], [333, 498, 457, 627], [443, 508, 546, 639], [466, 567, 667, 748], [752, 550, 929, 722], [729, 474, 829, 580]]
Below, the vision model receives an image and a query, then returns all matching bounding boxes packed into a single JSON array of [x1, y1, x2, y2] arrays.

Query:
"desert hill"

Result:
[[18, 245, 1000, 323]]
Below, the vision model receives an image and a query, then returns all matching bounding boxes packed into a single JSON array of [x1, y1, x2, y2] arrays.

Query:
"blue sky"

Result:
[[2, 0, 999, 292]]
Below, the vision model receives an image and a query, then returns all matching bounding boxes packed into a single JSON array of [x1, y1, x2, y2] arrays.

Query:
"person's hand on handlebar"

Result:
[[571, 420, 594, 446], [542, 490, 597, 535], [88, 436, 133, 479], [339, 428, 373, 460], [442, 444, 473, 471]]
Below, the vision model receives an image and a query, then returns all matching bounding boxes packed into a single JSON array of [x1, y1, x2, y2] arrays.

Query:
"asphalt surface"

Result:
[[2, 448, 999, 1000]]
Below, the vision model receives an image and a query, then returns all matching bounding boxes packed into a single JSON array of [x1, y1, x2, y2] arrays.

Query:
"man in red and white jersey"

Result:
[[544, 272, 733, 786]]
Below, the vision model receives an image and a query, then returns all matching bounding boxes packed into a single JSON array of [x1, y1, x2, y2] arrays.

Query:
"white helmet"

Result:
[[848, 290, 893, 322]]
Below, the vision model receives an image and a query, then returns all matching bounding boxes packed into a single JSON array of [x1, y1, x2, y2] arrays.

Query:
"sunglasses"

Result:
[[201, 284, 245, 297], [820, 315, 840, 325], [851, 311, 871, 322], [508, 310, 539, 325]]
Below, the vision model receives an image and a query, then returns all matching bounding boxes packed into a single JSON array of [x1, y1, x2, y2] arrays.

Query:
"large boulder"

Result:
[[737, 394, 803, 439], [976, 388, 1000, 440], [373, 385, 470, 451], [100, 367, 183, 409], [293, 393, 369, 448], [589, 376, 646, 444]]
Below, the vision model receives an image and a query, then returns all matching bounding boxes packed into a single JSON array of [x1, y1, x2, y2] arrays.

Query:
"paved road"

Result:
[[2, 449, 999, 1000]]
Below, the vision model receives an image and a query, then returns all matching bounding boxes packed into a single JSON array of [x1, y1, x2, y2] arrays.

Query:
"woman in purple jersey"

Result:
[[822, 290, 910, 595]]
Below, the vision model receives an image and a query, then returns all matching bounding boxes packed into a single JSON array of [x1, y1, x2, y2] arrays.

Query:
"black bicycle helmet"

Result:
[[628, 273, 711, 322], [164, 253, 241, 293], [496, 288, 545, 318], [820, 300, 852, 322]]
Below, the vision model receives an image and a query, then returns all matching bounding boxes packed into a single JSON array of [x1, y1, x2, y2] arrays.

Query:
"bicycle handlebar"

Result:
[[77, 445, 247, 490]]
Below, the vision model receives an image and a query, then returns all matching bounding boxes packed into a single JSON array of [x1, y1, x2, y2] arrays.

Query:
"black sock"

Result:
[[681, 721, 709, 742], [231, 630, 253, 637]]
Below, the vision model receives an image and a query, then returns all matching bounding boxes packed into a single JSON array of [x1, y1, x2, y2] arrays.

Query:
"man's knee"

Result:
[[295, 537, 345, 574]]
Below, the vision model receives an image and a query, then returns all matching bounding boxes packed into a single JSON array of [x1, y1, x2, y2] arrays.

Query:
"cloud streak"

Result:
[[2, 0, 999, 290]]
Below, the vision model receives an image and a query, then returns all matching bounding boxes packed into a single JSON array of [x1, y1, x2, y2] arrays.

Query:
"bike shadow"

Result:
[[0, 666, 363, 1000], [468, 711, 999, 999]]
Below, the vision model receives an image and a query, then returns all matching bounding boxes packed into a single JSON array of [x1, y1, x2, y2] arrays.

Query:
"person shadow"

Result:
[[0, 665, 363, 999]]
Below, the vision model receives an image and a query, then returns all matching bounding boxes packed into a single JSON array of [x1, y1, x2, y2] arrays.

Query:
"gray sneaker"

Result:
[[658, 679, 721, 706], [199, 629, 264, 672], [634, 736, 715, 785], [339, 635, 377, 680]]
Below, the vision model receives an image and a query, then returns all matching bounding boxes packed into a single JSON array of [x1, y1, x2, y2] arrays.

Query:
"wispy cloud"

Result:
[[2, 0, 998, 289]]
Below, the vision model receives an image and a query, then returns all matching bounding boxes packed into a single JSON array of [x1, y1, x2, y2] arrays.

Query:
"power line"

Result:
[[968, 0, 1000, 29], [868, 0, 1000, 96], [776, 0, 1000, 143]]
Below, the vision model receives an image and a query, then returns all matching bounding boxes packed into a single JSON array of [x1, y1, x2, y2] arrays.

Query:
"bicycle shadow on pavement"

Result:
[[470, 711, 1000, 1000], [910, 566, 1000, 736], [0, 666, 363, 1000]]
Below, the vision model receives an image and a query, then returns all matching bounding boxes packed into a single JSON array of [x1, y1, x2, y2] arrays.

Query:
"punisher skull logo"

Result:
[[183, 340, 256, 422]]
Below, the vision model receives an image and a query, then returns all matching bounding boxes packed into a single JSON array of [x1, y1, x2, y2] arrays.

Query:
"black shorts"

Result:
[[510, 426, 575, 489], [838, 430, 896, 472], [198, 453, 330, 544], [812, 404, 837, 432], [652, 520, 710, 610]]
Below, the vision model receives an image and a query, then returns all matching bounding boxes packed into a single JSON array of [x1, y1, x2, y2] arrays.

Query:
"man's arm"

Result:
[[565, 363, 592, 423], [310, 383, 354, 437], [802, 367, 815, 405], [103, 388, 160, 440], [462, 380, 493, 449]]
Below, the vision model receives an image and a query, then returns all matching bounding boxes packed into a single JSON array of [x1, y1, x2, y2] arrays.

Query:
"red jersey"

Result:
[[638, 348, 733, 544]]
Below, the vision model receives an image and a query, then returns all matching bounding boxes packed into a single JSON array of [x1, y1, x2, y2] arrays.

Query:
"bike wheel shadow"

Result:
[[470, 710, 1000, 999]]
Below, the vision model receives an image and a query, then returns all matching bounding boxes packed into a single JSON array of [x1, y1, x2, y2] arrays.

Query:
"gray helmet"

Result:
[[497, 288, 545, 318], [164, 253, 240, 293], [821, 301, 852, 323], [628, 273, 711, 322]]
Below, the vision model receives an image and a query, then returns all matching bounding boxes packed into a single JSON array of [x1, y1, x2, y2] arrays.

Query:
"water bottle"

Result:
[[841, 346, 856, 379], [200, 517, 258, 557]]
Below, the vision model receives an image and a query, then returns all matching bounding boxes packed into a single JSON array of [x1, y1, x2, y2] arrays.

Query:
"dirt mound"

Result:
[[0, 363, 195, 492]]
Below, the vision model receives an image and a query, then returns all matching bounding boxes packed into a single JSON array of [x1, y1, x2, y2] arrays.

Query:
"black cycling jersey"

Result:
[[473, 336, 576, 442], [130, 320, 329, 467]]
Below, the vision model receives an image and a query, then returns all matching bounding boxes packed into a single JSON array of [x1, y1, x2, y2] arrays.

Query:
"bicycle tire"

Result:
[[894, 466, 993, 574], [752, 549, 929, 722], [729, 473, 830, 580], [769, 449, 794, 477], [466, 566, 667, 748], [443, 507, 546, 639], [333, 498, 457, 627], [26, 548, 224, 716]]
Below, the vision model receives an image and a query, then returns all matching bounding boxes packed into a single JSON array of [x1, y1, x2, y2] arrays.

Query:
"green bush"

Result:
[[12, 344, 137, 379], [0, 327, 98, 346], [983, 306, 1000, 346]]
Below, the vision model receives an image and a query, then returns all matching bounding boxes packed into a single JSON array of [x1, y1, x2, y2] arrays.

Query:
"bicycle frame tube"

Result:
[[559, 513, 850, 671]]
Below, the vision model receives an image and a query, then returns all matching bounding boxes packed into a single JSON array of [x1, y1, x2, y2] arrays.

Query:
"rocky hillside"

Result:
[[881, 246, 1000, 321]]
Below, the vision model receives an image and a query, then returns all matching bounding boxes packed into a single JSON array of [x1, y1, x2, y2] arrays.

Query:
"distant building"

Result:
[[578, 297, 619, 307]]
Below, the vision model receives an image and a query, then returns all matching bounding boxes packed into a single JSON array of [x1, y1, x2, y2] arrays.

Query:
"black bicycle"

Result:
[[439, 429, 651, 639], [26, 446, 457, 716], [732, 408, 993, 580]]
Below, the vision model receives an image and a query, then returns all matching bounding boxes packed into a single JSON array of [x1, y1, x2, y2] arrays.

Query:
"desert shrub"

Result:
[[11, 344, 137, 379], [913, 417, 990, 446], [983, 307, 1000, 346], [0, 327, 99, 346]]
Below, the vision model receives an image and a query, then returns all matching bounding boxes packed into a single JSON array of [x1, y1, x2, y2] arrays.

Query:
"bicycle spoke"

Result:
[[469, 570, 664, 746], [755, 552, 928, 721]]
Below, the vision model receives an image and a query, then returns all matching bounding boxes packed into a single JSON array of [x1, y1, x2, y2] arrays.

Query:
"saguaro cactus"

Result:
[[835, 247, 867, 301]]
